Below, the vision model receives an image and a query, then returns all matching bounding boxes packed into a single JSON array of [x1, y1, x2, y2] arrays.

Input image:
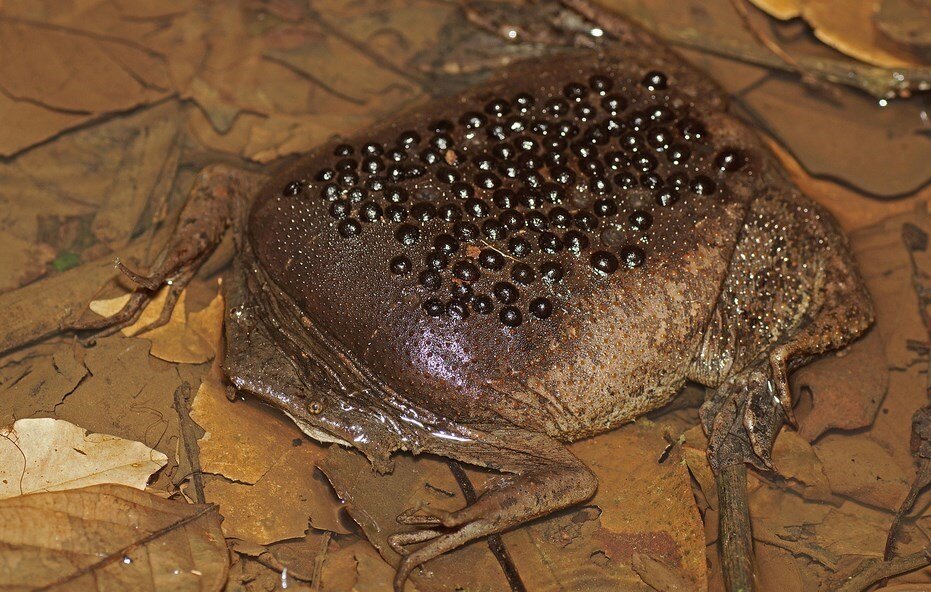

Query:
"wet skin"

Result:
[[80, 43, 873, 590]]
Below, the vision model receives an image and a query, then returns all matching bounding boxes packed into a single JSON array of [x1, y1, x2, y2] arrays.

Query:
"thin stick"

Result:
[[884, 458, 931, 560], [835, 547, 931, 592], [173, 382, 205, 504], [717, 463, 756, 592], [727, 0, 839, 99], [446, 460, 526, 592]]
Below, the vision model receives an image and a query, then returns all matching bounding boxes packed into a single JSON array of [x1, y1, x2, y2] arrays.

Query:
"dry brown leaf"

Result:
[[260, 531, 334, 583], [0, 90, 92, 156], [749, 0, 802, 20], [88, 105, 182, 249], [142, 293, 215, 365], [875, 0, 931, 51], [243, 113, 373, 164], [814, 434, 910, 509], [801, 0, 919, 67], [52, 336, 183, 487], [351, 540, 403, 592], [874, 585, 931, 592], [320, 446, 523, 591], [733, 62, 930, 199], [617, 3, 931, 197], [0, 18, 170, 113], [756, 542, 806, 592], [750, 485, 890, 566], [0, 11, 174, 157], [89, 287, 215, 364], [188, 281, 225, 353], [681, 425, 718, 508], [0, 230, 56, 292], [794, 327, 888, 441], [0, 99, 184, 270], [89, 289, 166, 337], [632, 552, 692, 591], [204, 442, 347, 545], [766, 139, 931, 233], [565, 423, 707, 590], [771, 428, 832, 501], [0, 417, 167, 499], [0, 483, 227, 590], [0, 346, 87, 425], [191, 365, 305, 484], [320, 546, 360, 592], [181, 1, 450, 161]]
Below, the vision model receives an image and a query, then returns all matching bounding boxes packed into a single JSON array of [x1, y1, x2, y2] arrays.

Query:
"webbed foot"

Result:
[[700, 356, 790, 592], [387, 430, 596, 592], [700, 356, 789, 474]]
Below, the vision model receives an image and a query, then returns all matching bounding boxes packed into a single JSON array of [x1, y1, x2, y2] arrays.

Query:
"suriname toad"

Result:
[[73, 15, 874, 592]]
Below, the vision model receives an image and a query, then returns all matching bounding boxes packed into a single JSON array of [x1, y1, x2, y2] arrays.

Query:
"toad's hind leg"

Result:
[[766, 247, 874, 431], [66, 164, 265, 337], [389, 429, 597, 591], [701, 238, 873, 592]]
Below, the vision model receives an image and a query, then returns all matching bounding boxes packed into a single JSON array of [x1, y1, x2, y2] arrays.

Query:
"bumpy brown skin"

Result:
[[83, 41, 873, 592], [233, 48, 872, 587]]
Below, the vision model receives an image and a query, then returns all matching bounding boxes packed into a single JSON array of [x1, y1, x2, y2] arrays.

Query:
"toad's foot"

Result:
[[65, 165, 265, 340], [387, 429, 596, 592], [700, 356, 789, 592], [701, 358, 786, 474]]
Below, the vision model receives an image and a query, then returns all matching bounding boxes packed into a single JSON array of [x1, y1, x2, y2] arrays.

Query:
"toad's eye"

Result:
[[308, 402, 323, 415]]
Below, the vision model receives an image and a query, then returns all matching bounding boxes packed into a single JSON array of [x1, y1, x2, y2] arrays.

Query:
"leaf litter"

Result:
[[0, 0, 928, 590], [0, 417, 167, 499], [0, 483, 228, 591]]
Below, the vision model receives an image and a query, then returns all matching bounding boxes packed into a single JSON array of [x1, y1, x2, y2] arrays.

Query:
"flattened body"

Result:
[[247, 48, 765, 440]]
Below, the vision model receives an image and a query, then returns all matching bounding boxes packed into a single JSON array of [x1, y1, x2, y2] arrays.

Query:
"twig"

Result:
[[446, 460, 526, 592], [717, 462, 757, 592], [885, 458, 931, 560], [173, 382, 206, 504], [559, 0, 931, 99], [833, 547, 931, 592], [727, 0, 839, 100], [311, 531, 333, 592]]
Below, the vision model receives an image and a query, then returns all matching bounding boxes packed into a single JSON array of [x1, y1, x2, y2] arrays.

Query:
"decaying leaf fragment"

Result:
[[0, 16, 172, 156], [814, 433, 909, 510], [191, 364, 304, 484], [0, 417, 167, 500], [191, 363, 347, 545], [875, 0, 931, 52], [89, 284, 222, 364], [749, 0, 802, 20], [0, 483, 227, 591], [793, 327, 888, 441], [203, 440, 347, 545], [800, 0, 920, 67]]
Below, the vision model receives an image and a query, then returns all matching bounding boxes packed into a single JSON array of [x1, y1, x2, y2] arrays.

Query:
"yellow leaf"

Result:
[[191, 365, 303, 484], [0, 417, 166, 499]]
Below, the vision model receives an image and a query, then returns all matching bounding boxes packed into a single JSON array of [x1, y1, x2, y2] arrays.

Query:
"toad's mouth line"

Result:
[[284, 411, 353, 448]]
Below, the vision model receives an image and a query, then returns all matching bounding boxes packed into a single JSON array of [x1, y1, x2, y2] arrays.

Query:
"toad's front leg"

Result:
[[389, 428, 597, 592], [66, 164, 266, 337]]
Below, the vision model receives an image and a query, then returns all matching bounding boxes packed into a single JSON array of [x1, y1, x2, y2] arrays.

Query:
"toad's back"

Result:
[[248, 49, 765, 440]]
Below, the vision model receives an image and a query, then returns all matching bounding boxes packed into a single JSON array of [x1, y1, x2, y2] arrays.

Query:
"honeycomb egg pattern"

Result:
[[280, 69, 746, 328]]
